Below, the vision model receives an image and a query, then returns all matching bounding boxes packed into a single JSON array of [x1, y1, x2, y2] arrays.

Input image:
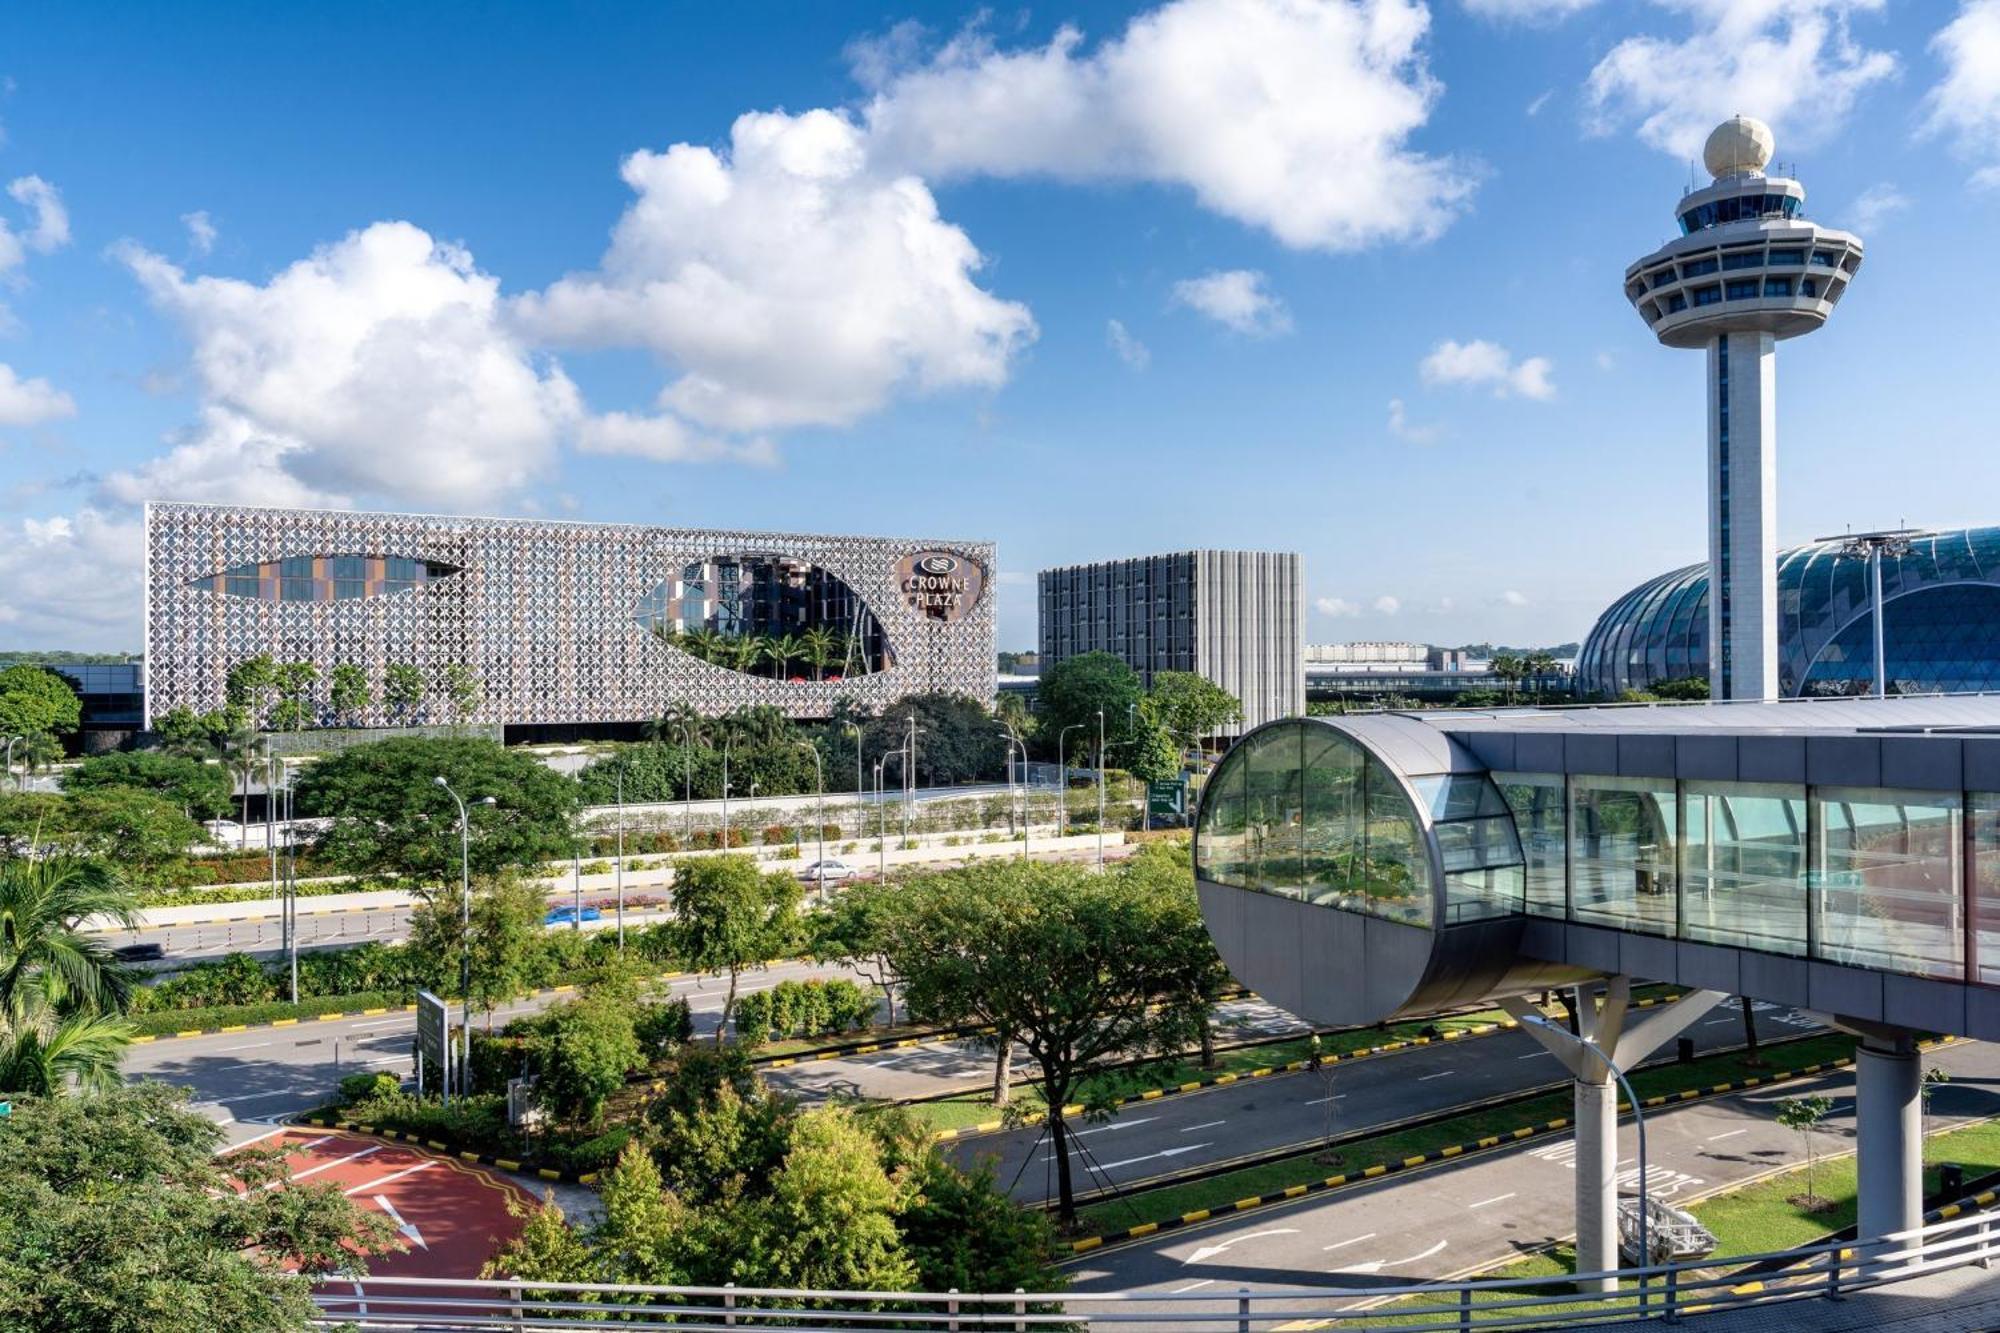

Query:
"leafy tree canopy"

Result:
[[670, 855, 801, 1040], [153, 704, 251, 758], [0, 789, 208, 881], [861, 693, 1006, 787], [405, 871, 549, 1023], [62, 750, 233, 820], [0, 1083, 395, 1332], [0, 666, 81, 742], [292, 736, 580, 886], [1033, 653, 1143, 762], [1146, 671, 1242, 751]]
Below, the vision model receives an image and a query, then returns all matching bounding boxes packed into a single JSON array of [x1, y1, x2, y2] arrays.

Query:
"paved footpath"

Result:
[[951, 1000, 1819, 1206], [1065, 1039, 2000, 1326]]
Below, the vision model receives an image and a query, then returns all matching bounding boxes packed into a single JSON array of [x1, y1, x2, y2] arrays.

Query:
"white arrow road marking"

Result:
[[344, 1161, 435, 1196], [1171, 1279, 1217, 1294], [1335, 1239, 1448, 1275], [1323, 1233, 1376, 1251], [1183, 1230, 1299, 1266], [373, 1195, 427, 1250], [1063, 1116, 1162, 1141], [1088, 1143, 1213, 1172]]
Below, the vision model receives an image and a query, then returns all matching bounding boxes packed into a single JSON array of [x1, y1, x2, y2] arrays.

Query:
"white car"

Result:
[[797, 860, 857, 885]]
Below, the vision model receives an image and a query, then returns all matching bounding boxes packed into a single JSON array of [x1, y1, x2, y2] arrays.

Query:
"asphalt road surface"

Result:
[[948, 1000, 1828, 1206], [1065, 1037, 2000, 1324], [129, 958, 859, 1145]]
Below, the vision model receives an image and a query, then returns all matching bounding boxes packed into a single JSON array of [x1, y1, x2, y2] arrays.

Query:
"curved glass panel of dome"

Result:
[[634, 554, 895, 681], [1196, 720, 1434, 927], [1800, 584, 2000, 696], [188, 554, 459, 602]]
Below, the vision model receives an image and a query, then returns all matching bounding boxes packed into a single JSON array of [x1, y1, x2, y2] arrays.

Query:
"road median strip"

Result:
[[1061, 1049, 1858, 1257]]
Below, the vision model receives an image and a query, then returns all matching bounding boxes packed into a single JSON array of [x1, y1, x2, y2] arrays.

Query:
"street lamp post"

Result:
[[1057, 723, 1083, 840], [796, 742, 826, 902], [433, 777, 496, 1102], [282, 776, 298, 1004], [872, 757, 888, 879], [1819, 527, 1928, 699], [844, 721, 864, 839], [997, 728, 1027, 859], [614, 755, 627, 951], [721, 736, 733, 850], [1525, 1014, 1651, 1300], [1095, 709, 1106, 871]]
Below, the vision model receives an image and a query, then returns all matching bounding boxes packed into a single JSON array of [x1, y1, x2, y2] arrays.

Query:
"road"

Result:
[[764, 994, 1314, 1104], [1065, 1037, 2000, 1321], [947, 1001, 1828, 1206], [128, 958, 858, 1145]]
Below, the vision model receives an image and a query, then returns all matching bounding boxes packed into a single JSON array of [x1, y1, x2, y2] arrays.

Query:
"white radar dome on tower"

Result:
[[1703, 115, 1775, 179]]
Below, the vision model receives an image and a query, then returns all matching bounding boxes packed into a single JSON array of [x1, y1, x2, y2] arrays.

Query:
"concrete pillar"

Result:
[[1856, 1037, 1923, 1256], [1574, 1077, 1620, 1290], [1706, 330, 1779, 701]]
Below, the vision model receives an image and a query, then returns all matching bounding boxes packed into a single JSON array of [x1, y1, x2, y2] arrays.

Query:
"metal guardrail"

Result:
[[314, 1204, 2000, 1330]]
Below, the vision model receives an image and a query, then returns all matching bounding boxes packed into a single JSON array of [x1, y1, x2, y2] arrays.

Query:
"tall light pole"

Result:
[[721, 734, 733, 850], [1095, 708, 1106, 870], [844, 721, 864, 840], [872, 757, 889, 879], [433, 777, 495, 1102], [614, 753, 627, 951], [1525, 1015, 1651, 1298], [1818, 528, 1927, 698], [796, 741, 826, 902], [281, 775, 298, 1004], [1057, 722, 1083, 839], [997, 727, 1027, 859]]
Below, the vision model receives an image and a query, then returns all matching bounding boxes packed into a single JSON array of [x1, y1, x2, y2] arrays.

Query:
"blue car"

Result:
[[544, 904, 603, 925]]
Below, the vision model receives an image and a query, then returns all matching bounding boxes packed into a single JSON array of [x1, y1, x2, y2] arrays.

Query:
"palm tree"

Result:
[[223, 729, 265, 849], [645, 701, 708, 748], [681, 626, 726, 666], [0, 856, 140, 1097], [1524, 651, 1560, 702], [800, 627, 836, 682], [773, 633, 807, 681], [726, 634, 766, 676]]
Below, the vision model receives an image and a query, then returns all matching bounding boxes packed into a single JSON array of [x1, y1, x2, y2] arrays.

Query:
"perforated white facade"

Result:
[[143, 503, 996, 729]]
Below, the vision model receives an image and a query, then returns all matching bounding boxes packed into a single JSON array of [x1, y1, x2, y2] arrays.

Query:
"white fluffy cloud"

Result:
[[121, 221, 581, 509], [0, 508, 143, 644], [1848, 182, 1910, 229], [1373, 594, 1402, 614], [0, 363, 76, 427], [856, 0, 1476, 252], [1464, 0, 1597, 21], [1316, 596, 1361, 617], [518, 108, 1035, 438], [574, 412, 776, 467], [1586, 1, 1898, 159], [1927, 1, 2000, 187], [1170, 270, 1293, 337], [0, 175, 68, 275], [1106, 319, 1150, 370], [1387, 396, 1440, 443], [1420, 339, 1556, 399], [1499, 589, 1530, 606], [182, 209, 216, 256]]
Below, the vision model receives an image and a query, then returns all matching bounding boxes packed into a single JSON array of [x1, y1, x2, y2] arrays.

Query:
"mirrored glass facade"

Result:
[[1576, 526, 2000, 698]]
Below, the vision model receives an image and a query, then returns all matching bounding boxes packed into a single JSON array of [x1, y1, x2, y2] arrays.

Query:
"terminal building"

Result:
[[142, 502, 995, 736], [1576, 525, 2000, 700], [1037, 550, 1303, 734]]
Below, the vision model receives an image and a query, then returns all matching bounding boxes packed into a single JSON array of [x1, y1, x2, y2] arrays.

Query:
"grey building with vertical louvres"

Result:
[[1036, 550, 1303, 735]]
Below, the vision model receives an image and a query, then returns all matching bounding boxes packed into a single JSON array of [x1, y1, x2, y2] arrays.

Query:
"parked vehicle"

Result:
[[543, 904, 603, 926], [112, 942, 166, 962], [797, 860, 856, 885]]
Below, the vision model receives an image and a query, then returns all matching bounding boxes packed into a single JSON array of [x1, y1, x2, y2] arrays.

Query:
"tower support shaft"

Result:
[[1707, 331, 1779, 700]]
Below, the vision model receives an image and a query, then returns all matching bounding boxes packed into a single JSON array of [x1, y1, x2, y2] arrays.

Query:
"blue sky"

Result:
[[0, 0, 1996, 653]]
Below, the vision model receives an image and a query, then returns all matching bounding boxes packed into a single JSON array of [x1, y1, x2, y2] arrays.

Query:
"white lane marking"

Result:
[[349, 1018, 411, 1031], [219, 1041, 273, 1052], [284, 1144, 380, 1184], [1518, 1049, 1553, 1060], [1180, 1120, 1227, 1133], [1170, 1279, 1217, 1294], [344, 1161, 435, 1196], [1416, 1072, 1455, 1082], [1323, 1233, 1377, 1252], [1303, 1094, 1346, 1106], [1052, 1116, 1160, 1142], [227, 1124, 301, 1151], [1706, 1129, 1749, 1142], [220, 1087, 326, 1105], [1338, 1239, 1449, 1275], [373, 1194, 427, 1250], [1468, 1192, 1517, 1210], [357, 1055, 410, 1066], [1184, 1230, 1299, 1266], [1703, 1017, 1736, 1026], [1086, 1143, 1212, 1172]]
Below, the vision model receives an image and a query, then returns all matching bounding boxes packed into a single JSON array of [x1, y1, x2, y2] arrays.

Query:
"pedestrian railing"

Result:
[[313, 1203, 2000, 1331]]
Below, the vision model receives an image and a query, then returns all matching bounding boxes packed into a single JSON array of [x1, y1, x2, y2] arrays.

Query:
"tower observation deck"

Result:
[[1624, 116, 1863, 701]]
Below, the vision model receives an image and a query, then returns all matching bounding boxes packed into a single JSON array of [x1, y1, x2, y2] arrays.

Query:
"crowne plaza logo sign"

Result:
[[895, 550, 987, 623]]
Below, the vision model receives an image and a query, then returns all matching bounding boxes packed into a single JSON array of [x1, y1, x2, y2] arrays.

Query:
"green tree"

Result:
[[291, 736, 580, 886], [0, 665, 81, 747], [1777, 1093, 1835, 1206], [61, 750, 232, 820], [800, 626, 837, 682], [528, 992, 644, 1125], [0, 1082, 397, 1330], [154, 704, 250, 759], [383, 662, 426, 724], [670, 855, 801, 1042], [1120, 697, 1183, 785], [405, 872, 549, 1028], [1489, 651, 1525, 697], [862, 693, 1007, 787], [880, 858, 1219, 1224], [270, 661, 319, 732], [811, 878, 906, 1027], [0, 789, 209, 883], [224, 654, 279, 727], [327, 663, 372, 725], [0, 856, 141, 1096], [1652, 676, 1711, 701], [442, 662, 483, 725], [1147, 671, 1241, 763], [896, 1151, 1064, 1293], [1034, 652, 1144, 764]]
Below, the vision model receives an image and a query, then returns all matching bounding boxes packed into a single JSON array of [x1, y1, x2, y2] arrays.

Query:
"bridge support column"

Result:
[[1855, 1031, 1922, 1262], [1504, 979, 1729, 1290]]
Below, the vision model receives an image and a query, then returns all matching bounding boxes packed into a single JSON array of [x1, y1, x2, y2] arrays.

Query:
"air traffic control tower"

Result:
[[1624, 116, 1863, 701]]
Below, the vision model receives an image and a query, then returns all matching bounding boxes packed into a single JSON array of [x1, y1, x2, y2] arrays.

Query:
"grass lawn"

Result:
[[1066, 1030, 1863, 1239]]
